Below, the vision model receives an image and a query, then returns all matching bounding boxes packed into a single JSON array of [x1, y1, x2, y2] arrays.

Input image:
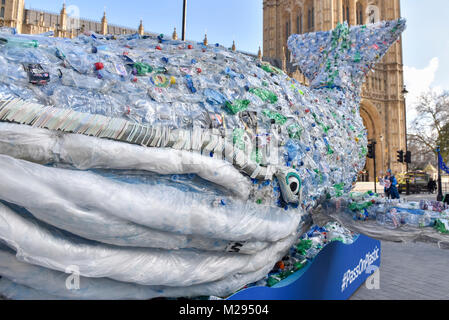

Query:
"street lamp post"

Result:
[[437, 146, 444, 202], [402, 86, 410, 196], [182, 0, 187, 41], [373, 140, 377, 194], [402, 86, 409, 172]]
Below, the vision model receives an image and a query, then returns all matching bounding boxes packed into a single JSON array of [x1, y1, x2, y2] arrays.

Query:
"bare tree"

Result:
[[408, 91, 449, 165], [407, 134, 436, 170]]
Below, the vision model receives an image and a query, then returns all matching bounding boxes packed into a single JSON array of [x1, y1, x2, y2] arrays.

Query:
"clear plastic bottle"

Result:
[[0, 37, 38, 48]]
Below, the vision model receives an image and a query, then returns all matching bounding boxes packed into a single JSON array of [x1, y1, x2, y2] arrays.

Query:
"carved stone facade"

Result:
[[263, 0, 407, 180], [0, 0, 147, 38]]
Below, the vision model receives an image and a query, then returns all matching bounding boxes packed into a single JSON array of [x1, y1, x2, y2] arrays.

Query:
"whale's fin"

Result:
[[288, 18, 406, 92]]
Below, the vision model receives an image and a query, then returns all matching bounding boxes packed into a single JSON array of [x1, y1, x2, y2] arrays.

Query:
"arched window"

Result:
[[307, 6, 315, 31], [311, 7, 315, 29], [296, 13, 302, 34], [307, 9, 311, 30], [285, 20, 291, 61], [343, 0, 350, 23], [356, 2, 364, 25], [296, 15, 299, 33]]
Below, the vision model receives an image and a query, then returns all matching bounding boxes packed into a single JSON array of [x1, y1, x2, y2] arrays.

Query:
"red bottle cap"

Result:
[[276, 261, 285, 270], [94, 62, 104, 70]]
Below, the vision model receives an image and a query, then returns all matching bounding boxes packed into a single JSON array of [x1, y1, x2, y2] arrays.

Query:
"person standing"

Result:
[[384, 174, 391, 199], [428, 178, 436, 194], [386, 169, 400, 200]]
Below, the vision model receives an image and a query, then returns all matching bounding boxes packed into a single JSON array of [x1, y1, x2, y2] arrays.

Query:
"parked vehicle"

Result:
[[397, 172, 431, 194]]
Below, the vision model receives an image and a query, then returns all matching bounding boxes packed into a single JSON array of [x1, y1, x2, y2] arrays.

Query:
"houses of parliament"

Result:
[[0, 0, 407, 180], [0, 0, 144, 37]]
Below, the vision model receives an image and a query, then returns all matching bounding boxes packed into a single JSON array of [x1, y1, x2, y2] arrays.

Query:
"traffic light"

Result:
[[367, 143, 375, 159], [405, 151, 412, 164], [397, 150, 404, 163]]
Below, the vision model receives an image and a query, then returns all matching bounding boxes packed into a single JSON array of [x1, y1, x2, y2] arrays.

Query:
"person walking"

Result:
[[386, 169, 400, 200]]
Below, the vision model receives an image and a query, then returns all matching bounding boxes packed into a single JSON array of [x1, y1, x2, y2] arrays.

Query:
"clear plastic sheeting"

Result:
[[0, 122, 252, 199], [0, 278, 62, 300], [315, 192, 449, 248], [0, 202, 301, 287], [0, 155, 302, 243]]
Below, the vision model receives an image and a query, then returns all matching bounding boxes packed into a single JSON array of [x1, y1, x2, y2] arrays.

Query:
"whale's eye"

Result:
[[286, 173, 301, 195], [276, 170, 301, 204]]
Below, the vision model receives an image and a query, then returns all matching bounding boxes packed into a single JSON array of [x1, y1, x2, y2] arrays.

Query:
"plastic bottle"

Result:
[[0, 37, 38, 48], [405, 213, 431, 228], [60, 69, 107, 90]]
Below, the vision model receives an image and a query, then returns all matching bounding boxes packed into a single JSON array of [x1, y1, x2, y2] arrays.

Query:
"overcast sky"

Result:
[[26, 0, 449, 124]]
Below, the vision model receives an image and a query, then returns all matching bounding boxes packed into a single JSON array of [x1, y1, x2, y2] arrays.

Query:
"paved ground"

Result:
[[351, 240, 449, 300]]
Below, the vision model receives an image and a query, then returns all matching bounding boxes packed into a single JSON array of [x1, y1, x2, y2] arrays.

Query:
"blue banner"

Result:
[[439, 152, 449, 175], [227, 235, 381, 300]]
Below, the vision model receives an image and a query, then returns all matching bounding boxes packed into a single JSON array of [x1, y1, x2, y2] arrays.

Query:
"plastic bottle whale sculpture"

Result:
[[0, 19, 406, 299]]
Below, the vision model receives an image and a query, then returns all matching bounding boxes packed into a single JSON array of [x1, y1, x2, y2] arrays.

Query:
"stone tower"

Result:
[[0, 0, 25, 33], [101, 10, 107, 35], [138, 20, 144, 36], [58, 2, 67, 38], [263, 0, 407, 180]]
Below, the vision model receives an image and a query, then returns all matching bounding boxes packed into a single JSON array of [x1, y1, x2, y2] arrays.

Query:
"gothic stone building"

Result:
[[263, 0, 407, 180], [0, 0, 147, 38]]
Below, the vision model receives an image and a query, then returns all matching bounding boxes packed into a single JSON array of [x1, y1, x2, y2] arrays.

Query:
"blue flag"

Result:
[[439, 152, 449, 175]]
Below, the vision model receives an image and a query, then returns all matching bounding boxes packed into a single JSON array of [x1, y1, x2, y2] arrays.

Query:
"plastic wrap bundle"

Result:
[[316, 192, 449, 248], [0, 19, 405, 299]]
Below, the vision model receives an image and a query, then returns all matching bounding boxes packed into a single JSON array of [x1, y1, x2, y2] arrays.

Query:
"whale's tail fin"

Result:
[[288, 18, 406, 92]]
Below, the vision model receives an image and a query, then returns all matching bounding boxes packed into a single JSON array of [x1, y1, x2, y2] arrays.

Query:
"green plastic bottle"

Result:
[[225, 99, 250, 114], [0, 37, 39, 48]]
